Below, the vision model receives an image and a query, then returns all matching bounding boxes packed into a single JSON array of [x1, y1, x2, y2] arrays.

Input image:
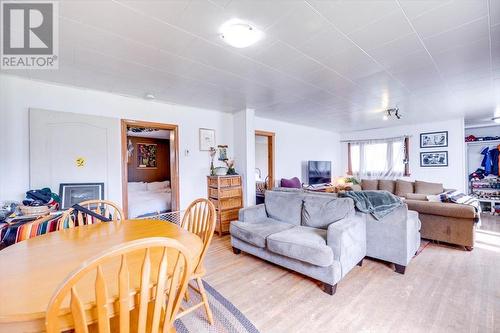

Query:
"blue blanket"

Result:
[[340, 190, 403, 220]]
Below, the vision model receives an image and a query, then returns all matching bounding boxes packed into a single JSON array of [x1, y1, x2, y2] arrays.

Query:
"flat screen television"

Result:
[[307, 161, 332, 185]]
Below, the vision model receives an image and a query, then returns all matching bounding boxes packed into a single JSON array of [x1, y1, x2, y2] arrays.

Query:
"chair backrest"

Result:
[[180, 199, 216, 272], [60, 200, 124, 228], [46, 237, 191, 333]]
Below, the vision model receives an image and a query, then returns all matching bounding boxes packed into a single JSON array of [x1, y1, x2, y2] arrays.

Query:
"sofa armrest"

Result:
[[238, 204, 267, 222], [406, 200, 476, 219], [327, 212, 366, 277]]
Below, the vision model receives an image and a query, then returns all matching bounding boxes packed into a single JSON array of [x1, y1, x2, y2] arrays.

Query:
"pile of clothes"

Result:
[[480, 145, 500, 176], [23, 188, 60, 210], [465, 135, 500, 142]]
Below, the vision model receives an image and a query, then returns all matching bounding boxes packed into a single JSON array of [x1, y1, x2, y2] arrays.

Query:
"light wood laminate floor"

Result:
[[204, 228, 500, 333]]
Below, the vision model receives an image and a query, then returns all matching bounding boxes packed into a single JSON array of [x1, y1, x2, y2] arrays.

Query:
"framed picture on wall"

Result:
[[137, 143, 157, 168], [420, 131, 448, 148], [59, 183, 105, 209], [420, 151, 448, 167], [199, 128, 216, 151]]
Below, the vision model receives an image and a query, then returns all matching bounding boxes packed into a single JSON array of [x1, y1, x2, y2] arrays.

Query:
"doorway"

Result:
[[121, 119, 179, 218], [255, 130, 275, 204]]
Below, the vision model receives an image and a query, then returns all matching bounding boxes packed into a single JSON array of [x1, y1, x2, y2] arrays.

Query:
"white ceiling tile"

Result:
[[423, 16, 489, 55], [490, 0, 500, 26], [279, 56, 325, 80], [223, 0, 299, 30], [409, 0, 488, 38], [432, 37, 491, 76], [250, 41, 304, 70], [392, 65, 442, 90], [323, 47, 384, 80], [347, 11, 414, 50], [298, 26, 354, 62], [398, 0, 452, 19], [383, 49, 434, 75], [304, 68, 357, 93], [61, 1, 195, 53], [266, 2, 328, 48], [308, 0, 400, 34], [115, 0, 190, 24], [173, 0, 229, 41]]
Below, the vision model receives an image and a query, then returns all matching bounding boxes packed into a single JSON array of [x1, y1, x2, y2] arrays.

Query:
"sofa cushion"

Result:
[[230, 219, 294, 248], [405, 200, 476, 219], [378, 180, 396, 193], [265, 191, 303, 225], [267, 226, 333, 267], [302, 196, 354, 229], [405, 193, 428, 201], [361, 179, 379, 191], [395, 179, 414, 197], [414, 180, 444, 195]]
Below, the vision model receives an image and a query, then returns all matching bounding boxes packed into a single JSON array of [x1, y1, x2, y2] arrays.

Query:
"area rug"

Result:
[[175, 281, 260, 333]]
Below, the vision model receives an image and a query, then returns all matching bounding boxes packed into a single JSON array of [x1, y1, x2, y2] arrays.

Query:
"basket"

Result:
[[19, 205, 50, 216]]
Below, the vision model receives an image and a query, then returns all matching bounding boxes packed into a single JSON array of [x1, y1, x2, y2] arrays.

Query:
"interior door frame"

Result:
[[121, 119, 180, 218], [255, 130, 275, 189]]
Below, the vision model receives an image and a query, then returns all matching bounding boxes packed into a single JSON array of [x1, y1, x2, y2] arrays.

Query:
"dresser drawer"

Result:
[[211, 197, 242, 210], [219, 176, 241, 188], [218, 208, 239, 222], [209, 187, 242, 199]]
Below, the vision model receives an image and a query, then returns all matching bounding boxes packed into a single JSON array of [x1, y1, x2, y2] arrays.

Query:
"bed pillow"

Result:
[[128, 182, 147, 192], [147, 181, 170, 191]]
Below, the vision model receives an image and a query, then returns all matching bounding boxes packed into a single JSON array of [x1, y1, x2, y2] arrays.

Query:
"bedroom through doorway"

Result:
[[121, 120, 179, 218]]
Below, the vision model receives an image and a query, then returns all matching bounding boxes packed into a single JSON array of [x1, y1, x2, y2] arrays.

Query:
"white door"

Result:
[[29, 109, 121, 204]]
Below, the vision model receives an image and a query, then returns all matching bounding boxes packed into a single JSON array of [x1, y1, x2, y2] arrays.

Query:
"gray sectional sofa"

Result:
[[230, 190, 421, 295]]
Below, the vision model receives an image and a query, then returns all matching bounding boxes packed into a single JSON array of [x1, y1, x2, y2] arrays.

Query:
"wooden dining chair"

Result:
[[46, 237, 191, 333], [176, 199, 216, 325], [59, 200, 124, 228]]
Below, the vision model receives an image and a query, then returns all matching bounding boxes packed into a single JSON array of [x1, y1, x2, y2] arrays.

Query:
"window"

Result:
[[348, 137, 409, 179]]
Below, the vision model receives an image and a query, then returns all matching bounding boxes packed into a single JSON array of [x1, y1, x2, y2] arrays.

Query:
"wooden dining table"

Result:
[[0, 219, 203, 333]]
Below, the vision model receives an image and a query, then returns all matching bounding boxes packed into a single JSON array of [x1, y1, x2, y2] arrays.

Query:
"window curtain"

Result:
[[349, 136, 407, 180]]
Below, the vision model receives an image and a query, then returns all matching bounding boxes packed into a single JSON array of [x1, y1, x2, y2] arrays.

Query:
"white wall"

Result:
[[0, 74, 234, 208], [233, 109, 256, 206], [254, 117, 341, 185], [340, 118, 466, 191]]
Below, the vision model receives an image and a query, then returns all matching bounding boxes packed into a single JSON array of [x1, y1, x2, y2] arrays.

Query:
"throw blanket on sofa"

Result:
[[341, 190, 403, 220], [439, 190, 482, 214]]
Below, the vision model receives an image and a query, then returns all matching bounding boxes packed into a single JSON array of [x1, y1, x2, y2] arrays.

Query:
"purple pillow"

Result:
[[281, 177, 301, 189]]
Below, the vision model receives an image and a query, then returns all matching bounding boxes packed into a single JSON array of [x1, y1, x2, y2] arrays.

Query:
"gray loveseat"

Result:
[[230, 190, 421, 295], [230, 190, 366, 295]]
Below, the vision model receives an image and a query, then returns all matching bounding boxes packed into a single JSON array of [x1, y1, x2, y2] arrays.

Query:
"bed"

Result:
[[128, 181, 172, 218]]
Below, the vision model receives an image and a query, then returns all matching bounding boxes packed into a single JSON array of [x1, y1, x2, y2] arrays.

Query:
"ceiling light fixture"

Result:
[[383, 107, 401, 120], [219, 19, 263, 48]]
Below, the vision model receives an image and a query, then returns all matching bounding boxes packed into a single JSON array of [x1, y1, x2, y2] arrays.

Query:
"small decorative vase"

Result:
[[210, 161, 215, 176]]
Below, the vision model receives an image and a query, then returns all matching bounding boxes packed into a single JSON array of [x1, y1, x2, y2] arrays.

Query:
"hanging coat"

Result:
[[491, 145, 500, 176], [481, 147, 492, 175]]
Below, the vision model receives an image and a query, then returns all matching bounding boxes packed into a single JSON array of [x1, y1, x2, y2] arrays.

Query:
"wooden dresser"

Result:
[[207, 175, 243, 236]]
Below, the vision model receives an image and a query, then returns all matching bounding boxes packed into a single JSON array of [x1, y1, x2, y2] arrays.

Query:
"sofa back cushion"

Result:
[[378, 180, 396, 193], [361, 179, 379, 191], [301, 195, 354, 229], [395, 179, 414, 197], [265, 191, 303, 225], [414, 180, 444, 195]]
